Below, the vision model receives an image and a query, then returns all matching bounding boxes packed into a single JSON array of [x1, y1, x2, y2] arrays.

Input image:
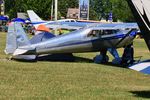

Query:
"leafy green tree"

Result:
[[4, 0, 135, 22], [110, 0, 134, 22]]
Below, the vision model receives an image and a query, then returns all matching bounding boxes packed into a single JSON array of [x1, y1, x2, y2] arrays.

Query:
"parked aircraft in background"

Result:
[[5, 22, 138, 64], [27, 10, 98, 30], [127, 0, 150, 74], [27, 10, 80, 29]]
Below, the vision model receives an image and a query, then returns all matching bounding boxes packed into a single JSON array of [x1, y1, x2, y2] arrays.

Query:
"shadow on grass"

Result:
[[9, 54, 128, 69], [38, 54, 93, 63], [9, 54, 129, 68], [130, 91, 150, 98], [37, 54, 126, 68], [12, 54, 93, 63], [100, 62, 126, 68]]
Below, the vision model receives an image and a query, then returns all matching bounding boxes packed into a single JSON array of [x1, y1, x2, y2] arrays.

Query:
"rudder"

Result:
[[5, 22, 30, 55], [27, 10, 43, 23]]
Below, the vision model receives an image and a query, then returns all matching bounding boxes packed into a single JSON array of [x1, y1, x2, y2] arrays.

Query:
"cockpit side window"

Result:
[[87, 29, 119, 37], [87, 30, 104, 37], [71, 20, 75, 22], [87, 30, 97, 37], [102, 29, 119, 35]]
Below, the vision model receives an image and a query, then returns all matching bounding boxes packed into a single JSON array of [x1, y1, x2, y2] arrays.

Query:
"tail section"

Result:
[[27, 10, 48, 28], [27, 10, 43, 23], [5, 22, 31, 55], [127, 0, 150, 50]]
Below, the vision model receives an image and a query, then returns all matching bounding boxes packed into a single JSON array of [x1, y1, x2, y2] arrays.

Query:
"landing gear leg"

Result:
[[108, 48, 121, 64], [121, 43, 134, 66]]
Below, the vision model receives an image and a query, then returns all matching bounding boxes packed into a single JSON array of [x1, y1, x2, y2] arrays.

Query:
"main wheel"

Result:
[[93, 55, 109, 64]]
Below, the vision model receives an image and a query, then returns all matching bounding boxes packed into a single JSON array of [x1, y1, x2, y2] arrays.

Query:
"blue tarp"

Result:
[[26, 18, 30, 21], [0, 16, 9, 21], [12, 18, 26, 23], [25, 18, 31, 23]]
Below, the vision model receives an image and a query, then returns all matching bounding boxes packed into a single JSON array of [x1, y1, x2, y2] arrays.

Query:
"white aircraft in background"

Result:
[[27, 10, 99, 30], [27, 10, 79, 29]]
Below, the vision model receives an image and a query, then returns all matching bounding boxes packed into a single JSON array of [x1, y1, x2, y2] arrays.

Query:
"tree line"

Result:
[[4, 0, 135, 22]]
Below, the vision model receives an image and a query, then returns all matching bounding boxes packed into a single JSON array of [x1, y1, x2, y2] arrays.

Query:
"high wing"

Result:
[[90, 23, 139, 30], [44, 21, 96, 30], [49, 22, 139, 30]]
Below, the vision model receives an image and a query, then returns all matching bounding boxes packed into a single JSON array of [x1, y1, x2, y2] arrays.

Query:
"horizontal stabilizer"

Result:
[[13, 48, 36, 56], [13, 48, 29, 56], [13, 55, 36, 60]]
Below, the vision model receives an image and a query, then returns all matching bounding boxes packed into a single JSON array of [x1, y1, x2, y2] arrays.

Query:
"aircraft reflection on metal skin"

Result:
[[5, 22, 138, 64]]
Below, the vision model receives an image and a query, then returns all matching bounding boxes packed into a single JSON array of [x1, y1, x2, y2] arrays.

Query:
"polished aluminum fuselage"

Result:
[[19, 27, 136, 55]]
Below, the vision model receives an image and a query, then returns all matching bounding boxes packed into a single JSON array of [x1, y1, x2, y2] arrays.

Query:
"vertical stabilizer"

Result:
[[27, 10, 43, 22], [5, 22, 17, 54], [127, 0, 150, 50], [5, 22, 30, 55]]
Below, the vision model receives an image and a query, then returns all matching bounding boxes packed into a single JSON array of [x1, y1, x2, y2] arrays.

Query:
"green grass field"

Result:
[[0, 32, 150, 100]]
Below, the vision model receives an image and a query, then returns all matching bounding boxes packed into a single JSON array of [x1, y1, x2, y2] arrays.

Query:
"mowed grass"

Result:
[[0, 32, 150, 100]]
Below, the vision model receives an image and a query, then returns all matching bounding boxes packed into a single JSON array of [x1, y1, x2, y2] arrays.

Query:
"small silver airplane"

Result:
[[5, 22, 138, 63]]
